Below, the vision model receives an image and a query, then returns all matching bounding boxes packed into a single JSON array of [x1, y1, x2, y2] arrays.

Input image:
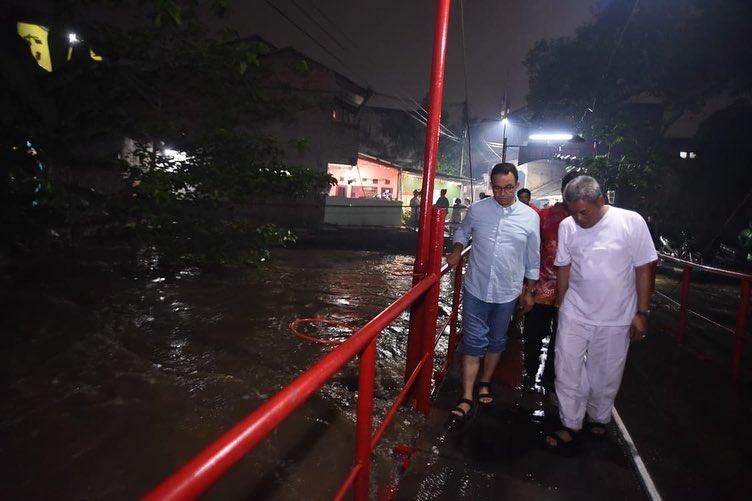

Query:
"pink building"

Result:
[[328, 153, 401, 200]]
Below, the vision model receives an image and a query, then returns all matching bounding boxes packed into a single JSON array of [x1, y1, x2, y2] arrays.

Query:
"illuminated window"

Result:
[[680, 151, 687, 159]]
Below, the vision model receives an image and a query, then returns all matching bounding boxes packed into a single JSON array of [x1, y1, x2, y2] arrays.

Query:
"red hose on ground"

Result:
[[289, 318, 354, 345]]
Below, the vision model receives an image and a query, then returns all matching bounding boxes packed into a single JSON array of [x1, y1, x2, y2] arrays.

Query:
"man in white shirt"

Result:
[[446, 163, 540, 423], [545, 176, 657, 453]]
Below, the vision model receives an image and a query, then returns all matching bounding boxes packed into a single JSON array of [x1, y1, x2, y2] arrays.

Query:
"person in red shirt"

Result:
[[522, 170, 582, 400], [517, 188, 540, 215]]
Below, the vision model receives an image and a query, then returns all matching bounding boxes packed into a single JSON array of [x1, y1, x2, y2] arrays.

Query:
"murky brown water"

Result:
[[0, 248, 456, 500]]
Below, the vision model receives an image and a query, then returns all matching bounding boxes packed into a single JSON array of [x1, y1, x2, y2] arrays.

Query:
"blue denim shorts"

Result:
[[461, 289, 517, 357]]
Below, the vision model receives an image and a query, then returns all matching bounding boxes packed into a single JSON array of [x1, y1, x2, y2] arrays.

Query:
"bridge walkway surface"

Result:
[[396, 304, 751, 500]]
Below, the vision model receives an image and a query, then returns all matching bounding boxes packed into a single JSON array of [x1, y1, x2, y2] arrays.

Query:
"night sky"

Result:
[[217, 0, 595, 120]]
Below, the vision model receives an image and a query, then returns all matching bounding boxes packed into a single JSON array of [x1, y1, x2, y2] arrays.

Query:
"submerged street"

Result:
[[0, 245, 456, 499]]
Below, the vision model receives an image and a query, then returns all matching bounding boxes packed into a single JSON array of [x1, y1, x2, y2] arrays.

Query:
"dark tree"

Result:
[[1, 0, 334, 265]]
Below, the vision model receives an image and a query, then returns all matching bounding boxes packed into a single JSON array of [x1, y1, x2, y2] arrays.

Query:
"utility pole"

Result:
[[501, 94, 510, 164]]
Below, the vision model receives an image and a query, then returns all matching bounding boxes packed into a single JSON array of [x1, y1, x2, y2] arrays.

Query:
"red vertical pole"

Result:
[[676, 265, 691, 345], [354, 338, 377, 501], [732, 279, 750, 384], [416, 207, 446, 415], [405, 0, 453, 385]]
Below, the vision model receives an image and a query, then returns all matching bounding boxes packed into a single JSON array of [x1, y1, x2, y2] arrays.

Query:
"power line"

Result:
[[285, 0, 461, 140], [288, 0, 347, 52], [263, 0, 371, 86]]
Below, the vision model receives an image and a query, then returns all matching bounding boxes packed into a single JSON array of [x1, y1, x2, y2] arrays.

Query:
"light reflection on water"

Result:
[[0, 248, 455, 500]]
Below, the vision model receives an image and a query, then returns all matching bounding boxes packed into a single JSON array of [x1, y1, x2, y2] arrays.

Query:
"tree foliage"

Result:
[[524, 0, 752, 245], [1, 0, 334, 265]]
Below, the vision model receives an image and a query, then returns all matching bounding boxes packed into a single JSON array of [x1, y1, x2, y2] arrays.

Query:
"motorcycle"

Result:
[[659, 231, 704, 264]]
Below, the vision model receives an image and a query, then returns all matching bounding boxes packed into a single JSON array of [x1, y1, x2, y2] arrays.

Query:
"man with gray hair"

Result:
[[544, 175, 657, 454]]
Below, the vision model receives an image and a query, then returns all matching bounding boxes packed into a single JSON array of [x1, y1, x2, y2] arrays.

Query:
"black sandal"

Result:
[[543, 427, 579, 456], [585, 421, 608, 439], [475, 381, 494, 407], [448, 398, 474, 425]]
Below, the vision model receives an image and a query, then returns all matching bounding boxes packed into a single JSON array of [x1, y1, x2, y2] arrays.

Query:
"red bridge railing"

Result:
[[144, 207, 469, 501], [146, 2, 459, 498], [654, 252, 751, 383]]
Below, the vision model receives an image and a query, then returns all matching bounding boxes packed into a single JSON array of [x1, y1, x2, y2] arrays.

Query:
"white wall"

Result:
[[324, 196, 403, 226]]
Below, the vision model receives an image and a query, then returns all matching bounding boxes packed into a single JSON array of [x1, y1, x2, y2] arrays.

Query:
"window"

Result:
[[361, 178, 368, 183], [680, 151, 697, 160], [332, 100, 358, 126], [339, 176, 345, 182], [384, 179, 390, 185], [372, 179, 378, 184]]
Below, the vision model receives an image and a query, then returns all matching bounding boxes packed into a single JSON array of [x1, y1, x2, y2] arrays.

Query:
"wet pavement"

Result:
[[395, 335, 646, 501], [2, 234, 750, 500], [396, 294, 752, 500]]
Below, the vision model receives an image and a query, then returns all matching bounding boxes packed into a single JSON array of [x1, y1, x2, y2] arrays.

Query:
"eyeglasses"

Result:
[[491, 184, 516, 193]]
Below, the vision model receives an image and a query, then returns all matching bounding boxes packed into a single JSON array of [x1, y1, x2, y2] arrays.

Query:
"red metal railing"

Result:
[[655, 252, 752, 383], [146, 2, 458, 498], [144, 208, 469, 500]]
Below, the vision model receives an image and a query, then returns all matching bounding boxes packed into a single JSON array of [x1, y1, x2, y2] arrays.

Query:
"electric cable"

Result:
[[285, 0, 461, 140]]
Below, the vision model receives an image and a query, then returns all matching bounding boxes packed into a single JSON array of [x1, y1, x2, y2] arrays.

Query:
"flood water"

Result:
[[0, 247, 456, 500]]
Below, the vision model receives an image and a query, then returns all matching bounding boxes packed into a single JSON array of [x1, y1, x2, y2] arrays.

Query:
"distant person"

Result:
[[409, 189, 421, 228], [446, 163, 540, 424], [436, 189, 450, 209], [448, 197, 466, 237], [523, 170, 582, 403], [464, 197, 472, 206], [517, 188, 532, 205], [544, 176, 657, 454], [517, 188, 539, 214]]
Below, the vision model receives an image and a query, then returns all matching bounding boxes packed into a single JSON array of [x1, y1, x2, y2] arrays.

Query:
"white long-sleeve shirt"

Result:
[[453, 198, 540, 304]]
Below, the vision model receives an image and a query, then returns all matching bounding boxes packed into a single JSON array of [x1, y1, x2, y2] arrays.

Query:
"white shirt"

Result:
[[555, 206, 657, 326], [453, 198, 540, 304]]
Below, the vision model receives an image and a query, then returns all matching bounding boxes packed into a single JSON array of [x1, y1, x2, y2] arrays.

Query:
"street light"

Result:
[[500, 98, 510, 163], [529, 132, 574, 142]]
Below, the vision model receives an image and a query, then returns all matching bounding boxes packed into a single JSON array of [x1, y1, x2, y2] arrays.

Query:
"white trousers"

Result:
[[554, 313, 631, 431]]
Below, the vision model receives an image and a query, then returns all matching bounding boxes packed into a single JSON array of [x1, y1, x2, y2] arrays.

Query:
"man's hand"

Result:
[[446, 248, 462, 268], [519, 291, 535, 313], [629, 314, 648, 341]]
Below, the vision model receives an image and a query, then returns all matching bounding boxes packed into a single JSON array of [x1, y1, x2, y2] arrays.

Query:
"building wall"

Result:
[[323, 196, 402, 226], [521, 159, 568, 198], [327, 156, 400, 199], [400, 173, 463, 206]]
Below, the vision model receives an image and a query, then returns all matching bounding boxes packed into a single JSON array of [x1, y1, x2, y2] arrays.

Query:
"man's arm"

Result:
[[519, 215, 541, 312], [555, 265, 570, 307], [630, 262, 654, 340], [446, 205, 472, 267], [446, 242, 464, 267]]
